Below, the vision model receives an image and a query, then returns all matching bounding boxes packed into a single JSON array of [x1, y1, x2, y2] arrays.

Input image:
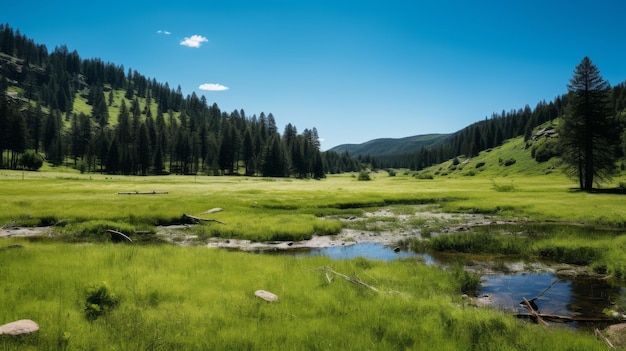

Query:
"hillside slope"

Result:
[[329, 133, 449, 157]]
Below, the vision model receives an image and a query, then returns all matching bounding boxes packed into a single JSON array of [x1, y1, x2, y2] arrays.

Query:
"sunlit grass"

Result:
[[1, 170, 626, 240], [0, 242, 607, 350]]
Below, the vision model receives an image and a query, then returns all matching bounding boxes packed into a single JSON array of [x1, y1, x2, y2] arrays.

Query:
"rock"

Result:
[[254, 290, 278, 302], [0, 319, 39, 336]]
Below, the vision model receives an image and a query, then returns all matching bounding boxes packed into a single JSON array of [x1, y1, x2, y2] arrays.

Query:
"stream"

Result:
[[270, 242, 626, 329]]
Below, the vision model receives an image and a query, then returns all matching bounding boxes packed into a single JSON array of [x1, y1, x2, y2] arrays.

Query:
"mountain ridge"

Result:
[[329, 133, 450, 157]]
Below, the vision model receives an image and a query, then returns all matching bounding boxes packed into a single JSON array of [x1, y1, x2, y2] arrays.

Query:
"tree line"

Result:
[[369, 80, 626, 173], [0, 23, 359, 176]]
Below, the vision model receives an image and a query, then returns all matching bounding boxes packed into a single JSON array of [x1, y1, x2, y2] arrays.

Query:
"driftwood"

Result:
[[183, 213, 227, 225], [317, 266, 379, 292], [106, 229, 133, 242], [117, 191, 168, 195], [521, 297, 548, 326]]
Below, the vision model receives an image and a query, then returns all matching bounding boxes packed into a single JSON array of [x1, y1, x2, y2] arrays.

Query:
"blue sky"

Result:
[[3, 1, 626, 150]]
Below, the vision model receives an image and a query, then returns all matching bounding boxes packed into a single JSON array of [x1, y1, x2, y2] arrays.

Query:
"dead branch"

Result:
[[521, 297, 548, 326], [183, 213, 227, 225], [317, 266, 379, 292], [106, 229, 133, 242], [595, 328, 615, 349]]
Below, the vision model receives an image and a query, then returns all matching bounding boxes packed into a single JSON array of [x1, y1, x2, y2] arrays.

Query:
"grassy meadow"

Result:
[[2, 168, 626, 349], [0, 242, 609, 350]]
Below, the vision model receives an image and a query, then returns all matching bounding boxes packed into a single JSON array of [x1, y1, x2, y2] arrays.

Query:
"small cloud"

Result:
[[157, 30, 171, 35], [180, 35, 208, 48], [199, 83, 229, 91]]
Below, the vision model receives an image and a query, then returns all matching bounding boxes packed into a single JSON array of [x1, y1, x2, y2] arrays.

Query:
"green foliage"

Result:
[[20, 149, 43, 171], [84, 282, 119, 320], [357, 170, 371, 181], [531, 138, 560, 163], [500, 158, 516, 166], [414, 172, 434, 179]]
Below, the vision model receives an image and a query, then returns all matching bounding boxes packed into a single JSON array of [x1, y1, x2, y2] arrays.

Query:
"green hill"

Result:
[[416, 121, 626, 183], [329, 133, 449, 157]]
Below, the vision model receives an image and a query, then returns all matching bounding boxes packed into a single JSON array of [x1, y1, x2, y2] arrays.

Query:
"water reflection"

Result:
[[480, 273, 626, 327], [278, 242, 423, 261]]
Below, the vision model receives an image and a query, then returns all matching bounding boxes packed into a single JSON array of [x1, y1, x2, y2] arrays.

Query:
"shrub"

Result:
[[415, 173, 434, 180], [84, 281, 119, 320], [357, 170, 371, 181], [532, 139, 560, 163], [475, 162, 485, 168], [503, 158, 516, 166], [387, 169, 396, 177], [20, 149, 44, 171], [492, 180, 515, 192]]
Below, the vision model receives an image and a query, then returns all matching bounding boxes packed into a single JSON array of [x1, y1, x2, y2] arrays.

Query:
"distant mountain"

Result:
[[329, 134, 450, 158]]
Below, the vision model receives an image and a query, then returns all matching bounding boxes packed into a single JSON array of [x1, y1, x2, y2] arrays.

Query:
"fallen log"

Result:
[[117, 191, 168, 195], [106, 229, 133, 243], [515, 313, 625, 323], [183, 213, 227, 225]]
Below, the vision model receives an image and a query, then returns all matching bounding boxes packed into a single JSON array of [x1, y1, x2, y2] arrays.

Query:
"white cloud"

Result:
[[199, 83, 229, 91], [180, 35, 208, 48], [157, 30, 171, 35]]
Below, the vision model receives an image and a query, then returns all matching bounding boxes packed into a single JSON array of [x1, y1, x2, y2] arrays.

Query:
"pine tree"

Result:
[[560, 57, 620, 190]]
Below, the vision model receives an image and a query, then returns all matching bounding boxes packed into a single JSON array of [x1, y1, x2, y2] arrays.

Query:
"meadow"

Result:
[[2, 168, 626, 349], [0, 241, 610, 350]]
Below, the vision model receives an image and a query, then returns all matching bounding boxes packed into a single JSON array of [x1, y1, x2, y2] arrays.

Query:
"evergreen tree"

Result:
[[260, 134, 288, 177], [137, 122, 151, 175], [560, 57, 620, 190]]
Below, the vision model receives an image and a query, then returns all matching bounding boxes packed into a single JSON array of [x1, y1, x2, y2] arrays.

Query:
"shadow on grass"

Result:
[[568, 187, 626, 195]]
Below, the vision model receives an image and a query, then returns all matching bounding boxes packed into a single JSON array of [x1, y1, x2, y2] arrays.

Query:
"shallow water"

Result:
[[270, 242, 626, 327], [480, 272, 626, 326], [291, 242, 422, 261]]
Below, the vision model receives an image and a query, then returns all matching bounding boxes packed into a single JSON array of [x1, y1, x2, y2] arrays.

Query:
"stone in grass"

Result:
[[254, 290, 279, 302], [0, 320, 39, 336]]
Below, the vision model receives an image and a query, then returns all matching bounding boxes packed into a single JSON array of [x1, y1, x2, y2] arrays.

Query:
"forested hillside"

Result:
[[340, 84, 626, 171], [0, 24, 359, 176]]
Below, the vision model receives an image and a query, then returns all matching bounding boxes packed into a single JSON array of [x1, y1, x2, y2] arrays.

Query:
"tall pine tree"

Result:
[[560, 57, 620, 190]]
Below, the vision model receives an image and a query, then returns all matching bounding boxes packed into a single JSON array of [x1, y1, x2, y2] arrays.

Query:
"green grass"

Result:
[[1, 169, 626, 240], [0, 242, 607, 350]]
